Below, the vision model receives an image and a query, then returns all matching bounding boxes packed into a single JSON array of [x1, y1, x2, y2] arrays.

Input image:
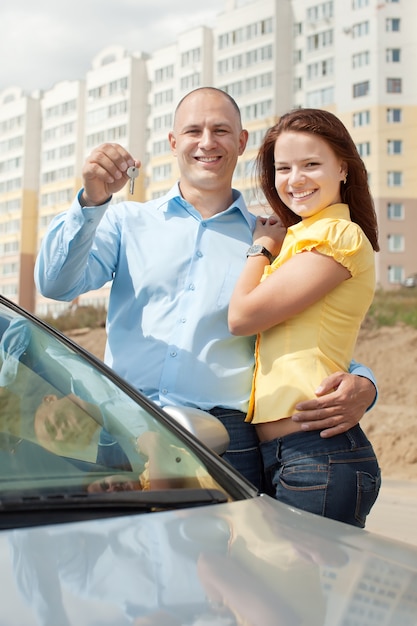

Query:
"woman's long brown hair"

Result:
[[256, 108, 379, 251]]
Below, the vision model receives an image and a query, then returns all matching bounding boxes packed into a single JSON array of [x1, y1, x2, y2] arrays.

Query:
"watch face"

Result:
[[247, 245, 263, 255], [246, 244, 273, 262]]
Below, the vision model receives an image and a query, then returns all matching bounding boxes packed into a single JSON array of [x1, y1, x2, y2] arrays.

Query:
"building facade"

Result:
[[0, 0, 415, 314]]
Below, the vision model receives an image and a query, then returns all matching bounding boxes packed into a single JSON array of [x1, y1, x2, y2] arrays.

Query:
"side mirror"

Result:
[[162, 406, 230, 455]]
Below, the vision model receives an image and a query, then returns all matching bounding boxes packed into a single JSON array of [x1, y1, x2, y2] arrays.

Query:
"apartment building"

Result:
[[36, 79, 86, 317], [35, 46, 149, 315], [0, 87, 41, 311], [0, 0, 415, 314], [290, 0, 417, 287], [145, 26, 214, 199]]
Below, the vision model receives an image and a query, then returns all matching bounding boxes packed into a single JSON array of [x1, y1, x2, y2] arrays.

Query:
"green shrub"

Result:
[[366, 288, 417, 329], [40, 288, 417, 333], [41, 305, 107, 332]]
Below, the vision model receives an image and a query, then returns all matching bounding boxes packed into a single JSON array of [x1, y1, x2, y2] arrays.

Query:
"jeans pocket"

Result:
[[355, 468, 382, 527], [276, 462, 329, 516]]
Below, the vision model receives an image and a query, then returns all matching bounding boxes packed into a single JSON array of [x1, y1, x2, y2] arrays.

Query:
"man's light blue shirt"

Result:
[[34, 183, 376, 412]]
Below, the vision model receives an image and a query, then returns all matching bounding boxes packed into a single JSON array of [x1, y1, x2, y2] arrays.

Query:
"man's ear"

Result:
[[168, 131, 177, 156], [238, 129, 249, 156]]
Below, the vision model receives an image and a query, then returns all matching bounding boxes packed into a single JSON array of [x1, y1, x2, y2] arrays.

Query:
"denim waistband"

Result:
[[260, 424, 371, 457], [208, 407, 246, 418]]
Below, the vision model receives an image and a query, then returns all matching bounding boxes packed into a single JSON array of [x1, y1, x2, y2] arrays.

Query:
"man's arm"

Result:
[[291, 362, 377, 439], [34, 143, 140, 301]]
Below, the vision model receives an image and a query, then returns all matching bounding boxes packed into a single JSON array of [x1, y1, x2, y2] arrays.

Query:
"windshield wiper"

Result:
[[0, 488, 229, 529]]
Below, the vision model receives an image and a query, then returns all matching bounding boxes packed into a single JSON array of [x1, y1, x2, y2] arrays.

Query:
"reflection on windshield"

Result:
[[0, 305, 221, 496]]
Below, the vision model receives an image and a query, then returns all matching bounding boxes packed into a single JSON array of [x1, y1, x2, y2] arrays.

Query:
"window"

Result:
[[307, 29, 333, 51], [387, 171, 402, 186], [387, 140, 402, 155], [387, 234, 404, 252], [306, 86, 334, 107], [387, 78, 402, 93], [356, 141, 370, 157], [155, 65, 174, 82], [180, 73, 201, 90], [352, 21, 369, 38], [307, 58, 334, 79], [353, 110, 370, 126], [352, 51, 370, 68], [293, 76, 303, 92], [152, 163, 172, 182], [293, 49, 302, 64], [221, 80, 243, 98], [307, 2, 334, 22], [386, 48, 401, 62], [1, 262, 19, 276], [181, 48, 201, 67], [387, 202, 404, 220], [246, 44, 273, 66], [388, 265, 403, 284], [294, 22, 303, 36], [387, 108, 402, 123], [244, 99, 272, 120], [353, 81, 370, 97], [154, 89, 174, 106], [352, 0, 369, 7], [386, 18, 400, 31]]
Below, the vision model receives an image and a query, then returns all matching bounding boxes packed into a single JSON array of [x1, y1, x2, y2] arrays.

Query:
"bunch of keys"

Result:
[[127, 166, 139, 195]]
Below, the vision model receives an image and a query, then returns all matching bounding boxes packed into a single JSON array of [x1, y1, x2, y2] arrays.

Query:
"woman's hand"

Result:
[[253, 215, 287, 258]]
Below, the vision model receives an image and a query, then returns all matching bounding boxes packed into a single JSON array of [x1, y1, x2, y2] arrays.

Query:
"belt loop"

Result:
[[276, 437, 283, 462], [345, 429, 356, 450]]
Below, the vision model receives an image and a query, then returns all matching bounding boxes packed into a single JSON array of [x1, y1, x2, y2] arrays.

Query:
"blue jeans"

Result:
[[209, 408, 262, 490], [260, 425, 381, 528], [96, 428, 132, 470]]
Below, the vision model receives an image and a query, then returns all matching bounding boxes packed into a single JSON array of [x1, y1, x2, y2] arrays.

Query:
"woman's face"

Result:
[[273, 131, 346, 219]]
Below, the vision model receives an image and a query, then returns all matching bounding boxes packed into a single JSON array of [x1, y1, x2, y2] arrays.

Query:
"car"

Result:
[[401, 273, 417, 288], [0, 294, 416, 626]]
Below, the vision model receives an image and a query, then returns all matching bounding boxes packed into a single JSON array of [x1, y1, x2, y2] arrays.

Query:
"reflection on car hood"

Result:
[[1, 494, 417, 625]]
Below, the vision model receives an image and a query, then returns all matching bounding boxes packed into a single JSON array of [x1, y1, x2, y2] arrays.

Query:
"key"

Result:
[[127, 166, 139, 195]]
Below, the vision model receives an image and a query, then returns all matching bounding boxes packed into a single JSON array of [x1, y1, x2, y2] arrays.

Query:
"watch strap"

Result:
[[246, 244, 274, 263]]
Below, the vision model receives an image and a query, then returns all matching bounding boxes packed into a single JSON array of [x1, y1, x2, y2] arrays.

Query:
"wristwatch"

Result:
[[246, 244, 274, 263]]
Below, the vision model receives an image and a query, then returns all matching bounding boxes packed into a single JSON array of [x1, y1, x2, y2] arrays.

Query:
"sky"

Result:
[[0, 0, 233, 93]]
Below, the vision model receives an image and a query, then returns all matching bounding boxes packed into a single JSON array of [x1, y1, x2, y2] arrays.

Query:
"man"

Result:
[[35, 87, 376, 489]]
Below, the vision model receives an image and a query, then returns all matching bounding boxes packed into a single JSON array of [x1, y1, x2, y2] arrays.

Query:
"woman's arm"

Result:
[[229, 247, 350, 336]]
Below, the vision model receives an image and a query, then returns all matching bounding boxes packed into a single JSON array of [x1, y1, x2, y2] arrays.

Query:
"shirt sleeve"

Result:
[[34, 189, 112, 302], [348, 359, 378, 411], [0, 319, 32, 387], [294, 219, 372, 277]]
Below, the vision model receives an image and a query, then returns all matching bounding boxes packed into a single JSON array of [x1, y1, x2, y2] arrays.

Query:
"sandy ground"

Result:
[[67, 323, 417, 546]]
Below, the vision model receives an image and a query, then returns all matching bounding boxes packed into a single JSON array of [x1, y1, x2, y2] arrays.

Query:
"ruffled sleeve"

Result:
[[291, 218, 372, 277]]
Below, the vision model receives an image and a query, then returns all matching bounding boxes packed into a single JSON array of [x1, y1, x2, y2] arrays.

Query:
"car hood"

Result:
[[1, 494, 417, 625]]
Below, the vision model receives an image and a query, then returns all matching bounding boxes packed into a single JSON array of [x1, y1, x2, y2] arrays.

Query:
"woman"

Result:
[[228, 108, 380, 527]]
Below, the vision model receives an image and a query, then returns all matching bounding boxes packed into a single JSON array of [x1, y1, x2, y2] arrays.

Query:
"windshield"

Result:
[[0, 301, 227, 503]]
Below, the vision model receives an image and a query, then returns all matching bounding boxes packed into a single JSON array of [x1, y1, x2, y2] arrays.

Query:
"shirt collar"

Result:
[[160, 182, 255, 230]]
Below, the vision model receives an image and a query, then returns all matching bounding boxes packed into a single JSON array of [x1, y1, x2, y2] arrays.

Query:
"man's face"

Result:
[[168, 90, 248, 196], [34, 394, 99, 454]]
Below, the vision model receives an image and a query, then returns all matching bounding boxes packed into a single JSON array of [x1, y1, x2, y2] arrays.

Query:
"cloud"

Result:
[[0, 0, 225, 92]]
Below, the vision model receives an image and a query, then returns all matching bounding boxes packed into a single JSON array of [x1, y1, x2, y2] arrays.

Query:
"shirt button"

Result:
[[189, 283, 195, 291], [180, 318, 186, 323], [196, 250, 203, 258], [170, 351, 177, 357], [202, 222, 207, 228], [162, 389, 168, 395]]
